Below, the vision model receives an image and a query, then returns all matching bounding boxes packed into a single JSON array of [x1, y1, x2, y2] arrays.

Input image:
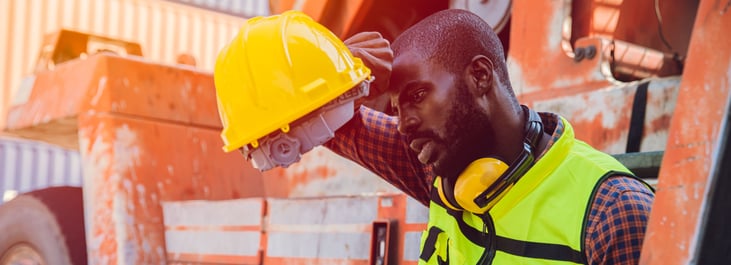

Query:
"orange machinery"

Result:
[[0, 0, 729, 264]]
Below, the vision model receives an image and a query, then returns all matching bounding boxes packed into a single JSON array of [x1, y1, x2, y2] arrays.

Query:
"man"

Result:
[[327, 9, 654, 264]]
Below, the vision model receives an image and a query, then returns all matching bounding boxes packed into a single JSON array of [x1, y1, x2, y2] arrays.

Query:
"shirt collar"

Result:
[[537, 112, 564, 159]]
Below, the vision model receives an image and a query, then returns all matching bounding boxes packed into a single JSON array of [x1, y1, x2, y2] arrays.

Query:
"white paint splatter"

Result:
[[114, 124, 141, 172], [91, 77, 107, 106], [115, 192, 130, 265], [200, 141, 208, 153]]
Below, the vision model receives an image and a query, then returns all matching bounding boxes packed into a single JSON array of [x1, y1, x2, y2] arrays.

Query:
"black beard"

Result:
[[432, 82, 495, 181]]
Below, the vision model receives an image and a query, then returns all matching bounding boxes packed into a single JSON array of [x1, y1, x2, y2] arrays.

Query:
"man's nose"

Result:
[[397, 109, 420, 135]]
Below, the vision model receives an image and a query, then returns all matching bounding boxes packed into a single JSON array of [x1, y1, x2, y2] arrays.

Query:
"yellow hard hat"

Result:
[[214, 10, 371, 153]]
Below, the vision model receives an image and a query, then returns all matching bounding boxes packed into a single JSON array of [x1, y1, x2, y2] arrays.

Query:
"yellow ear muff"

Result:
[[453, 158, 510, 214]]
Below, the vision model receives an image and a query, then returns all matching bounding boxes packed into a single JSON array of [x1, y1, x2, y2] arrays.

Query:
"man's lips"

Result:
[[409, 138, 429, 153], [409, 137, 436, 164]]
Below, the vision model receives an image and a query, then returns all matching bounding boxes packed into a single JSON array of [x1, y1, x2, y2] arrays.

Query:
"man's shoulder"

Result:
[[601, 175, 653, 193], [593, 175, 654, 208]]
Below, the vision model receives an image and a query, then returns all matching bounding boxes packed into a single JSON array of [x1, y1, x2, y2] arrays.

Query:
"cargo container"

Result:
[[0, 136, 82, 204]]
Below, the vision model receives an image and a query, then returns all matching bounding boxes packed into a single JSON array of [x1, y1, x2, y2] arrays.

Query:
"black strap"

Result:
[[439, 177, 463, 211], [495, 236, 584, 263], [420, 226, 444, 262], [474, 106, 543, 208], [429, 188, 585, 264], [522, 105, 544, 152], [626, 82, 649, 153]]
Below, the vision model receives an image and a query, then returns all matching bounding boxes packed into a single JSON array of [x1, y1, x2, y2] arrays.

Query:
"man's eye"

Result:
[[411, 89, 426, 103]]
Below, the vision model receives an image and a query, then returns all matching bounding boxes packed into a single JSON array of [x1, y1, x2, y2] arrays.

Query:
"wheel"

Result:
[[0, 187, 86, 265]]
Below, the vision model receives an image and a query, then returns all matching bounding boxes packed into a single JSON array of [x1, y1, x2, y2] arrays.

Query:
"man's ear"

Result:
[[468, 55, 494, 95]]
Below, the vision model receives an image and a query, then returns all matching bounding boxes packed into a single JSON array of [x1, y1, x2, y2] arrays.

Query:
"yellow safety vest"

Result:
[[418, 118, 647, 264]]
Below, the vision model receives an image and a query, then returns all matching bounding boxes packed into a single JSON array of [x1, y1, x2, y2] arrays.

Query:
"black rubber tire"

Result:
[[0, 187, 86, 265]]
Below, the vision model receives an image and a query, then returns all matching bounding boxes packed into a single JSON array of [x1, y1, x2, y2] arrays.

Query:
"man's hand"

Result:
[[345, 32, 393, 111]]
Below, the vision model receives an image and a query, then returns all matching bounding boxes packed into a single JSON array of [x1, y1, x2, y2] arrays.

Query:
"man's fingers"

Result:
[[350, 48, 392, 70], [345, 31, 393, 100], [350, 47, 393, 64], [346, 37, 390, 49], [344, 31, 384, 45]]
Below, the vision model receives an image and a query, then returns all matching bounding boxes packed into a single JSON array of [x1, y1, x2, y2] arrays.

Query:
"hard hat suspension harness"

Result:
[[242, 78, 372, 171]]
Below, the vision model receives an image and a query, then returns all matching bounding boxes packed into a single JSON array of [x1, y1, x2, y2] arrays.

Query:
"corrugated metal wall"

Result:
[[166, 0, 270, 18], [0, 0, 266, 128], [0, 137, 82, 203]]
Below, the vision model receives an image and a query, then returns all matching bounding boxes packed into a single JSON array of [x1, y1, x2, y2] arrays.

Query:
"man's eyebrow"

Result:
[[398, 80, 424, 96]]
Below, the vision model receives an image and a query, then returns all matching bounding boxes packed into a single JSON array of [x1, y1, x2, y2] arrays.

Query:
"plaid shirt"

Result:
[[325, 106, 654, 264]]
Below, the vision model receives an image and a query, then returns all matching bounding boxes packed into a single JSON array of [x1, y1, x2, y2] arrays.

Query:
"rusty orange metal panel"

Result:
[[4, 56, 103, 149], [509, 1, 608, 95], [533, 77, 680, 154], [0, 0, 250, 128], [80, 55, 222, 128], [509, 0, 682, 154], [7, 54, 265, 264], [640, 0, 731, 263], [79, 112, 264, 264], [7, 54, 225, 144], [570, 0, 697, 61]]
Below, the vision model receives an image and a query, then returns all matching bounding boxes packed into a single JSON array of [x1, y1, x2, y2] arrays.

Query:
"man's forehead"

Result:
[[392, 52, 430, 84]]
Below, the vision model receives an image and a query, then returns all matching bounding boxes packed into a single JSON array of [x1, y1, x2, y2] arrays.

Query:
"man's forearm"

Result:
[[325, 106, 432, 205]]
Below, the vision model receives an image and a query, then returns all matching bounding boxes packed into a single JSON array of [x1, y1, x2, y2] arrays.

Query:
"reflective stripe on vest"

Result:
[[418, 117, 643, 264]]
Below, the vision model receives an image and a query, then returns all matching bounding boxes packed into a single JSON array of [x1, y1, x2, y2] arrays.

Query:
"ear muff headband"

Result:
[[436, 176, 462, 211]]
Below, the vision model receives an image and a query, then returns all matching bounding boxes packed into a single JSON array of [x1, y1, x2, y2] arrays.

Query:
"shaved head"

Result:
[[388, 9, 523, 178], [391, 9, 510, 89]]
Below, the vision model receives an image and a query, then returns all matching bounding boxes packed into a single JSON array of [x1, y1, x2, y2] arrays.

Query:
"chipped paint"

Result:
[[533, 77, 680, 154], [79, 118, 117, 265], [7, 54, 266, 264], [640, 0, 731, 263], [91, 77, 107, 106]]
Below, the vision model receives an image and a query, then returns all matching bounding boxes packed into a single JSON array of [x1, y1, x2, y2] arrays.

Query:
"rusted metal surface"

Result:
[[570, 0, 698, 62], [640, 0, 731, 263], [533, 77, 680, 154], [508, 0, 682, 154], [7, 54, 265, 264], [0, 0, 247, 128]]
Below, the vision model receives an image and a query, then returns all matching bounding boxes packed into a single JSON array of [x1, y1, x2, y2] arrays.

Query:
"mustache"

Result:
[[405, 130, 440, 144]]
